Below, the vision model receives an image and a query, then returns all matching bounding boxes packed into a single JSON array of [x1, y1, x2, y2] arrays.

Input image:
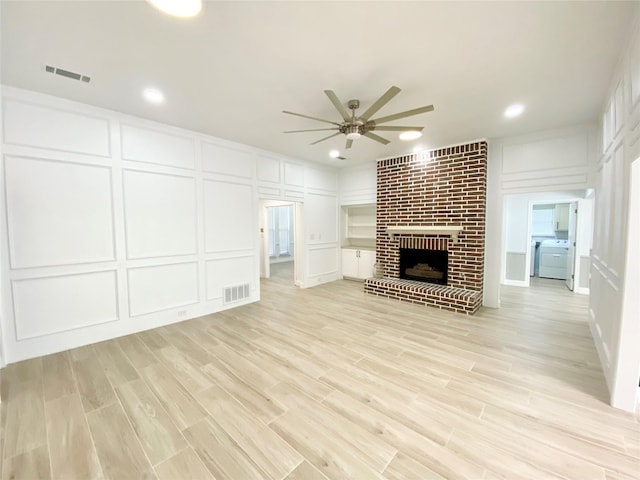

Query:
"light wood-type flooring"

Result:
[[1, 267, 639, 480]]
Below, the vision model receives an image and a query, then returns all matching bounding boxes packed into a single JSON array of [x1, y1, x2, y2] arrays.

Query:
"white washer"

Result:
[[538, 239, 569, 279]]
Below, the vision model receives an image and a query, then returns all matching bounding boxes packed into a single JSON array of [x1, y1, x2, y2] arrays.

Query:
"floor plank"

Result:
[[45, 393, 103, 480], [86, 403, 156, 480], [154, 448, 214, 480], [115, 379, 188, 465]]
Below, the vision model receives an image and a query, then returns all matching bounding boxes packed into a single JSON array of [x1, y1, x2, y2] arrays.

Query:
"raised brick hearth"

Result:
[[364, 141, 487, 314]]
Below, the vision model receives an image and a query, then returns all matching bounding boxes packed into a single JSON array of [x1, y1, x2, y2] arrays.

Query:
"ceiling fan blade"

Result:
[[282, 110, 341, 126], [359, 86, 401, 121], [284, 128, 339, 133], [346, 138, 353, 149], [371, 126, 424, 132], [324, 90, 351, 122], [364, 132, 391, 145], [310, 132, 342, 145], [371, 105, 434, 124]]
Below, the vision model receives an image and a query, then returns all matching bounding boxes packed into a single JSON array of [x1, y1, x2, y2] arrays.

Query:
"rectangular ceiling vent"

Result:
[[223, 284, 250, 304], [45, 65, 91, 83]]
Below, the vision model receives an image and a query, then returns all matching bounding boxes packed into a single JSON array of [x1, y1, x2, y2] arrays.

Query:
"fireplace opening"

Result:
[[399, 248, 448, 285]]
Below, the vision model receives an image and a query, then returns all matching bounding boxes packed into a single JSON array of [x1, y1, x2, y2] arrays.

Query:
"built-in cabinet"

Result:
[[554, 203, 570, 231], [341, 203, 376, 280], [342, 248, 375, 280]]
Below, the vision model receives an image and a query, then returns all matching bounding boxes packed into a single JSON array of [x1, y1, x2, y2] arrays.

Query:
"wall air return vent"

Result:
[[223, 284, 251, 304], [45, 65, 91, 83]]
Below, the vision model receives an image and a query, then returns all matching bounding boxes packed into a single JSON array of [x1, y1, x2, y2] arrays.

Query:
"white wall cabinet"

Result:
[[554, 203, 570, 231], [342, 248, 375, 280]]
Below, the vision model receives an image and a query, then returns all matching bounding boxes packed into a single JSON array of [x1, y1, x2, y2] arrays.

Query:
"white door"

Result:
[[565, 202, 578, 290]]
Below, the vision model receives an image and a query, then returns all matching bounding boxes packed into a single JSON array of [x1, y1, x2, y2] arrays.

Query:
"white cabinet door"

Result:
[[341, 249, 359, 278], [555, 203, 570, 231], [358, 249, 376, 279]]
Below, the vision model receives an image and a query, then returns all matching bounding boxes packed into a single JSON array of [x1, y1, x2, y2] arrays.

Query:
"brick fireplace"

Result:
[[364, 141, 487, 314]]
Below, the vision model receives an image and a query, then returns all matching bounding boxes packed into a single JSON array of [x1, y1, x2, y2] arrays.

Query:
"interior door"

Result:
[[565, 202, 578, 290]]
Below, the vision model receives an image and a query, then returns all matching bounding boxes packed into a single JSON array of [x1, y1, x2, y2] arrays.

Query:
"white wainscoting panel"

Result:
[[3, 99, 110, 156], [308, 247, 338, 276], [121, 124, 195, 169], [123, 170, 197, 259], [502, 134, 588, 175], [204, 180, 254, 252], [12, 271, 118, 340], [5, 156, 115, 268], [305, 193, 337, 243], [257, 186, 281, 198], [306, 167, 337, 191], [257, 154, 281, 183], [205, 256, 254, 300], [127, 262, 199, 317], [202, 142, 254, 179], [284, 162, 304, 187]]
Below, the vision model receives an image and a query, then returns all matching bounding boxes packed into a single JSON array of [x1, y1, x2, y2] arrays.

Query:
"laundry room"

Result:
[[502, 190, 594, 294]]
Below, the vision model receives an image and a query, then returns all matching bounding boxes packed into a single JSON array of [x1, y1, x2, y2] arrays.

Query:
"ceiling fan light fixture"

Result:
[[329, 149, 340, 158], [146, 0, 202, 17], [345, 125, 361, 140], [399, 130, 422, 141]]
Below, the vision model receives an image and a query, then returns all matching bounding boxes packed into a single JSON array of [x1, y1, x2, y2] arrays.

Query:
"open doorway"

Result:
[[502, 190, 593, 293], [259, 199, 302, 285]]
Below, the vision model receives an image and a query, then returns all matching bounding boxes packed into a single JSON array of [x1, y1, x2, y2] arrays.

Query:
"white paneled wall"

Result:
[[123, 170, 197, 259], [338, 163, 377, 205], [5, 156, 115, 268], [0, 86, 339, 363], [485, 124, 597, 305], [12, 270, 118, 340], [590, 15, 640, 412], [256, 152, 340, 287]]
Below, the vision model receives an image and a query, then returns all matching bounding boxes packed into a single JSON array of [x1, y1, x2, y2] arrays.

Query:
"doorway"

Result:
[[259, 200, 302, 285], [502, 190, 593, 293]]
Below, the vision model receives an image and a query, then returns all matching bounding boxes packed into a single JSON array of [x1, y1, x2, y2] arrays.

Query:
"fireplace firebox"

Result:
[[399, 248, 448, 285]]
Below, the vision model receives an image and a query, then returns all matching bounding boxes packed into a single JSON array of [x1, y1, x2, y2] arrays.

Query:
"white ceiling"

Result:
[[1, 1, 637, 166]]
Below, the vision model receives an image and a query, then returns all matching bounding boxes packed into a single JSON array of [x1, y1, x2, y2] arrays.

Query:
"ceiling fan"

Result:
[[283, 86, 434, 150]]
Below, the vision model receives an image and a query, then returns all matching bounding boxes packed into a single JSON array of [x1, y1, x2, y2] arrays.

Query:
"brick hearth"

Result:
[[364, 141, 487, 314]]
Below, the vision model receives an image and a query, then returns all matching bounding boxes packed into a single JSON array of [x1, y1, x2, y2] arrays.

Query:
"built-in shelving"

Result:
[[342, 204, 376, 248]]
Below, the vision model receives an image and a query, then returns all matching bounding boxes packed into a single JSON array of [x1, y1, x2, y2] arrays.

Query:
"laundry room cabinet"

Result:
[[342, 248, 375, 280], [554, 203, 570, 231]]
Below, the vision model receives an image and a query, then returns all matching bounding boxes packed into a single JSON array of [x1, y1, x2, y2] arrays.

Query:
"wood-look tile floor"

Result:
[[1, 266, 639, 480]]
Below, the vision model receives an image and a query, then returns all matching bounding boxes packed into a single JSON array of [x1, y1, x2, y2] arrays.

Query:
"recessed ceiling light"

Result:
[[399, 131, 423, 141], [146, 0, 202, 17], [143, 88, 165, 104], [329, 149, 340, 159], [504, 104, 525, 118]]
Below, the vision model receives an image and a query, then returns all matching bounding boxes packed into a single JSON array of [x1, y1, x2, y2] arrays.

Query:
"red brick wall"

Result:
[[376, 141, 487, 293]]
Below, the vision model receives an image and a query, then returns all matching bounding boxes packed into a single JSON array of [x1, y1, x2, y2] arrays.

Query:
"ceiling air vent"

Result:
[[45, 65, 91, 83]]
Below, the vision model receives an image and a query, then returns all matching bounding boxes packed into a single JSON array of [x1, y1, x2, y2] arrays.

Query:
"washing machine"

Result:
[[538, 239, 569, 280]]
